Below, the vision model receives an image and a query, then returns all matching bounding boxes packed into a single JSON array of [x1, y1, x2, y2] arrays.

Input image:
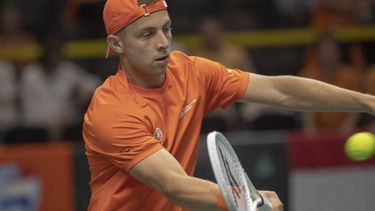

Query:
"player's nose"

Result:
[[156, 31, 170, 50]]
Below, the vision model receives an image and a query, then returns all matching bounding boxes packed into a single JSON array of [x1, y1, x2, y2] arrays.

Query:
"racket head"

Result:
[[207, 131, 259, 211]]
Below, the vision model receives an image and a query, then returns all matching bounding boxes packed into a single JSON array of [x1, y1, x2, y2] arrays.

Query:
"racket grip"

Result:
[[259, 197, 273, 211]]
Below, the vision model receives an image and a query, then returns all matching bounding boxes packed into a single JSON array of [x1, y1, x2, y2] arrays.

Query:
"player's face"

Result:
[[118, 10, 172, 87]]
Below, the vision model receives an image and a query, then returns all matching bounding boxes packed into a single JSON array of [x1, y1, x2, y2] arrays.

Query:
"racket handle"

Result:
[[259, 197, 273, 211]]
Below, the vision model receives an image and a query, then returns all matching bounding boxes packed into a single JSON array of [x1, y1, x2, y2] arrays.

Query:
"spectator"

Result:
[[309, 0, 374, 69], [299, 33, 363, 134], [0, 60, 18, 131], [311, 0, 373, 31], [193, 16, 256, 132], [12, 35, 101, 141], [194, 16, 255, 71], [0, 2, 35, 48], [0, 3, 36, 139], [302, 34, 348, 79]]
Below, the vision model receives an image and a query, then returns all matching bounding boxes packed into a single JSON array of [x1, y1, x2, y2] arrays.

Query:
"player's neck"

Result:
[[120, 64, 166, 89]]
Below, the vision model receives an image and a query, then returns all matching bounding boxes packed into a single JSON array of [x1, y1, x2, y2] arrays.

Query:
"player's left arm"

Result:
[[239, 73, 375, 115]]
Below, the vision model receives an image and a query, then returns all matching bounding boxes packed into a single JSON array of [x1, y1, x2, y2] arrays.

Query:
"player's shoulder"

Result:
[[169, 50, 192, 65], [168, 50, 218, 75], [85, 87, 143, 141], [169, 50, 212, 64], [87, 75, 137, 121]]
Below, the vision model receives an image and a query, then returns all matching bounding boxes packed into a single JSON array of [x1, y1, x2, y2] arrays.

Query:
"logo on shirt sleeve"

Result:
[[153, 127, 163, 142]]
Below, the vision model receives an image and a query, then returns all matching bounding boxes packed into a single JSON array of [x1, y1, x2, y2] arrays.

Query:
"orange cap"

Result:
[[103, 0, 168, 57]]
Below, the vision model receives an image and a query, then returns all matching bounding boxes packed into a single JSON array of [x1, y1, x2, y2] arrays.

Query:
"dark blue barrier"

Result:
[[73, 142, 91, 211]]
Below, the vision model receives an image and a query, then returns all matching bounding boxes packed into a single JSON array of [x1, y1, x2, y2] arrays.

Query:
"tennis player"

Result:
[[82, 0, 375, 210]]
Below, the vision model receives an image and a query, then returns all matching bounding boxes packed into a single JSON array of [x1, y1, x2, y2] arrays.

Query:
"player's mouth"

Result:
[[154, 55, 169, 65], [155, 55, 169, 61]]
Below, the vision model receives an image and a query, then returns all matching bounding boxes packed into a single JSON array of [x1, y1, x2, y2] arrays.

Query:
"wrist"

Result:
[[217, 192, 228, 211], [362, 94, 375, 115]]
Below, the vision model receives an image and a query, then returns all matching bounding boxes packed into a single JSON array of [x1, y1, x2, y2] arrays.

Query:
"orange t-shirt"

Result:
[[83, 51, 249, 211]]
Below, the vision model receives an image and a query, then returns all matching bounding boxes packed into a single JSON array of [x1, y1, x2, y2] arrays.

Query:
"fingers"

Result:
[[258, 190, 284, 211]]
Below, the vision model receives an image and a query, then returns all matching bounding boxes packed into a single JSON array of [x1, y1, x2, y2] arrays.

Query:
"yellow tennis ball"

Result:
[[345, 132, 375, 161]]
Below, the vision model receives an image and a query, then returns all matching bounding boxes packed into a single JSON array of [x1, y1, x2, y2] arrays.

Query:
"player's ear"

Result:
[[107, 35, 124, 54]]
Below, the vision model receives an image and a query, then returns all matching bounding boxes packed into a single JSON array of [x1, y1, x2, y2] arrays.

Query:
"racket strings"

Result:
[[217, 142, 251, 210], [218, 147, 241, 206]]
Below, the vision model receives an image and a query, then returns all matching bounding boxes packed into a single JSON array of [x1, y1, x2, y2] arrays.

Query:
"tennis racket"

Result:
[[207, 131, 273, 211]]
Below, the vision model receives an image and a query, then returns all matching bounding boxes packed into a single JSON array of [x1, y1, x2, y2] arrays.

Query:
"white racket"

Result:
[[207, 131, 273, 211]]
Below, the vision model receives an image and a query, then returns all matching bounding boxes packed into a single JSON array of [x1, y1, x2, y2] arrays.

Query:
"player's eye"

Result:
[[142, 31, 153, 37], [138, 29, 155, 38], [163, 26, 172, 33]]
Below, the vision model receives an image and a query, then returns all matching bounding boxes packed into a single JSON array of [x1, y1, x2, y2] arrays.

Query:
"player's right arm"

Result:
[[129, 148, 223, 211]]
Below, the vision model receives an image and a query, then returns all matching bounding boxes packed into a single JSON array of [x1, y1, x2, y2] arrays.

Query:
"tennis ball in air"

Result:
[[345, 132, 375, 161]]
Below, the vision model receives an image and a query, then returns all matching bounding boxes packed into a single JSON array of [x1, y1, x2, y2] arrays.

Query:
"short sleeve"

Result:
[[191, 56, 249, 112], [84, 105, 163, 172]]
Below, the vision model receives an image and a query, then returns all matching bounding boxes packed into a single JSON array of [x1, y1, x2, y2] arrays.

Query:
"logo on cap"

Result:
[[138, 0, 166, 16]]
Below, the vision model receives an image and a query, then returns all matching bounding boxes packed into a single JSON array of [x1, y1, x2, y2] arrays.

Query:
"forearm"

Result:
[[163, 173, 222, 211], [275, 76, 373, 113]]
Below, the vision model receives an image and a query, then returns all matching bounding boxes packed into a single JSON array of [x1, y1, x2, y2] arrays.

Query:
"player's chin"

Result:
[[153, 61, 169, 71], [151, 64, 168, 75]]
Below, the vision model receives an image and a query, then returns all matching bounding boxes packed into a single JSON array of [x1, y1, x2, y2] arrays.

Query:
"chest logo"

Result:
[[180, 99, 197, 118], [154, 127, 163, 142]]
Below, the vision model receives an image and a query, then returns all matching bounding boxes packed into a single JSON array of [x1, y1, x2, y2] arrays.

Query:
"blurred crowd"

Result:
[[0, 0, 374, 144]]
